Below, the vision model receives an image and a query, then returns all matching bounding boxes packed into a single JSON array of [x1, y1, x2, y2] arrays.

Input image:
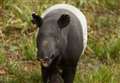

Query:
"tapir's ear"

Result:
[[57, 14, 70, 29], [32, 12, 42, 28]]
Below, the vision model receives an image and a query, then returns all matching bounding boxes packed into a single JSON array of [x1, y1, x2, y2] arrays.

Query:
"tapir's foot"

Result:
[[49, 74, 63, 83]]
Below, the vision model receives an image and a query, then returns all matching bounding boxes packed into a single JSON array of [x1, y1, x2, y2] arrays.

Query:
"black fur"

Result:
[[32, 12, 43, 27], [57, 14, 70, 29]]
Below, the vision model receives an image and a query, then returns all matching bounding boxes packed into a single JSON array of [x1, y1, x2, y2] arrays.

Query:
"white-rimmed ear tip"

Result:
[[32, 12, 37, 16], [32, 12, 36, 14]]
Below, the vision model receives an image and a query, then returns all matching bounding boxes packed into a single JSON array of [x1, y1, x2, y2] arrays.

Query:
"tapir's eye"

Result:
[[42, 40, 49, 48]]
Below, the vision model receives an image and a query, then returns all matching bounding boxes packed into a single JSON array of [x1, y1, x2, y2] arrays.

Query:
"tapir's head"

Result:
[[32, 12, 70, 67]]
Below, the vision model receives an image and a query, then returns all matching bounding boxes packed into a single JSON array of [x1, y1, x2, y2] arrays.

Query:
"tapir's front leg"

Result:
[[41, 66, 49, 83], [42, 64, 62, 83], [62, 66, 77, 83], [49, 73, 63, 83]]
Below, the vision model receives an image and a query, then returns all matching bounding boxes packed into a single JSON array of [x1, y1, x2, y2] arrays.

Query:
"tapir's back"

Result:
[[42, 4, 87, 57]]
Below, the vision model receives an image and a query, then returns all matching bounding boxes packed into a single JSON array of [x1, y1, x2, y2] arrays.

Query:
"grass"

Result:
[[0, 61, 41, 83], [0, 50, 6, 64], [0, 0, 120, 83], [19, 34, 37, 60], [75, 65, 115, 83]]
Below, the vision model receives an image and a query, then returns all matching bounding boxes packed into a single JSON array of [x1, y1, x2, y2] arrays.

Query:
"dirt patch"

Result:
[[0, 66, 7, 75]]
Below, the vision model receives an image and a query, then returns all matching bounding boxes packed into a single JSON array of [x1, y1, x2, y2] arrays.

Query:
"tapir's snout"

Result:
[[37, 52, 55, 67], [38, 58, 52, 67]]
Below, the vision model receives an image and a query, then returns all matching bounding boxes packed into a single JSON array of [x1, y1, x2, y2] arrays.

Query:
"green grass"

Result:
[[0, 50, 6, 64], [19, 34, 37, 60], [75, 65, 115, 83], [0, 0, 120, 83], [0, 61, 41, 83]]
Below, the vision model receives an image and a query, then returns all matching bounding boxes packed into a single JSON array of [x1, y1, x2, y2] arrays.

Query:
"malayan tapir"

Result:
[[32, 4, 87, 83]]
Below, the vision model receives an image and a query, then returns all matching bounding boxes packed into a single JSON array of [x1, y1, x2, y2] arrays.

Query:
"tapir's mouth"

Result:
[[38, 58, 52, 67]]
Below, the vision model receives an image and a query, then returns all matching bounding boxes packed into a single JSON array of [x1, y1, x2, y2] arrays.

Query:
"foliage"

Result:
[[0, 0, 120, 83]]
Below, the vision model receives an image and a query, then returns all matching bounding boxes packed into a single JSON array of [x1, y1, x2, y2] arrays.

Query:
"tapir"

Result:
[[32, 4, 87, 83]]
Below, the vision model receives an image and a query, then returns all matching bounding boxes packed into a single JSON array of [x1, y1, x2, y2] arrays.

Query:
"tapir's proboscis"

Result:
[[32, 4, 87, 83]]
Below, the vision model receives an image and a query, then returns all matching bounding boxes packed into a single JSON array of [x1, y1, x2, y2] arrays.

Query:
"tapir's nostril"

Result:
[[44, 57, 49, 62]]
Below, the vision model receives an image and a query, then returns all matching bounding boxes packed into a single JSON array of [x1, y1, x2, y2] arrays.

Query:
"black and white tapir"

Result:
[[32, 4, 87, 83]]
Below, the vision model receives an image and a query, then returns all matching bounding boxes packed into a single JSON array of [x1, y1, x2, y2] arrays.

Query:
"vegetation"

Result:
[[0, 0, 120, 83]]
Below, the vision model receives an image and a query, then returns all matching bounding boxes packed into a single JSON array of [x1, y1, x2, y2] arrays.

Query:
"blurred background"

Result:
[[0, 0, 120, 83]]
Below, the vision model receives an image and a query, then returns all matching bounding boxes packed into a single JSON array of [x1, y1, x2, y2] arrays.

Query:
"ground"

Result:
[[0, 0, 120, 83]]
